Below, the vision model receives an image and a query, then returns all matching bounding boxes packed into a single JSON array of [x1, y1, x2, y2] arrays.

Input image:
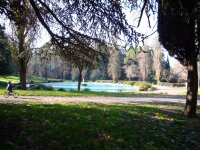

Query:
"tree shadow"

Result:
[[0, 103, 200, 149]]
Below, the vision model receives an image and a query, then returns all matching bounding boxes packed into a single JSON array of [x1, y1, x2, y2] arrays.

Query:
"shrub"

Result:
[[122, 81, 137, 86], [172, 83, 186, 87], [169, 77, 178, 83], [135, 82, 152, 91], [0, 81, 7, 87], [132, 77, 139, 81], [83, 88, 90, 91], [157, 82, 185, 87], [95, 80, 112, 83], [29, 84, 54, 90], [46, 86, 54, 91], [178, 79, 187, 83], [158, 82, 173, 87], [160, 78, 168, 82], [57, 88, 66, 91], [148, 86, 156, 91], [14, 84, 22, 90]]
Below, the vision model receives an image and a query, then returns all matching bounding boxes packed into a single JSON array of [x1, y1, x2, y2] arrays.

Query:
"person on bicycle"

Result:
[[6, 81, 13, 94]]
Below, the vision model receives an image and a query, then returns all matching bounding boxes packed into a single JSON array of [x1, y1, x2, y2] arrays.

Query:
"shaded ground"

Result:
[[0, 103, 200, 150], [1, 86, 200, 149]]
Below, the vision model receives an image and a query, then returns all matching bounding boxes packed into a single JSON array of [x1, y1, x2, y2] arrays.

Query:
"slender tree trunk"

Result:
[[78, 68, 82, 91], [62, 70, 64, 82], [184, 56, 198, 117], [44, 65, 48, 81], [113, 76, 118, 83]]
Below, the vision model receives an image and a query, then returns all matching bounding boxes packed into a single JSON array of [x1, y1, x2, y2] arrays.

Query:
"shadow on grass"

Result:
[[0, 103, 200, 150]]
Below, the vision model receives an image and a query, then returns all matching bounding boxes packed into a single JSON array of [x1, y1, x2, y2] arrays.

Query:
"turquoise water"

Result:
[[43, 82, 137, 92]]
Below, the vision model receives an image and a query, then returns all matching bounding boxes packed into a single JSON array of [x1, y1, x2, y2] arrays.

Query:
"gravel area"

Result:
[[0, 95, 199, 105], [0, 87, 199, 105]]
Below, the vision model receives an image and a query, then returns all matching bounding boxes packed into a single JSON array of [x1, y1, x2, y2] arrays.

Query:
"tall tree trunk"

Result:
[[18, 26, 27, 90], [184, 56, 198, 117], [44, 65, 48, 81], [78, 68, 82, 91], [113, 75, 118, 83], [19, 61, 27, 90]]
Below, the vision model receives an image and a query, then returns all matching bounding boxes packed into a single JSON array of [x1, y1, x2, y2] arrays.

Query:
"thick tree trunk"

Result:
[[18, 26, 27, 90], [19, 60, 27, 90], [78, 68, 82, 91], [184, 57, 198, 117]]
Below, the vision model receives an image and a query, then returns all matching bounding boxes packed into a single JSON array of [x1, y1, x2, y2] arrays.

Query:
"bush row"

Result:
[[0, 81, 7, 87], [19, 84, 91, 92], [158, 82, 186, 87], [29, 84, 54, 90], [122, 81, 155, 91], [134, 82, 155, 91], [95, 80, 113, 83]]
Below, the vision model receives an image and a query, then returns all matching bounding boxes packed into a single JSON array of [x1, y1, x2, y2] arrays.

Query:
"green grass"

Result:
[[0, 76, 62, 84], [0, 76, 47, 84], [0, 103, 199, 149], [0, 89, 171, 97], [0, 76, 20, 83], [26, 76, 47, 82]]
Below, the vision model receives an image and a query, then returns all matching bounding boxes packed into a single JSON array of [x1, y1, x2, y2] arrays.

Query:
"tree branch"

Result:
[[137, 0, 147, 27]]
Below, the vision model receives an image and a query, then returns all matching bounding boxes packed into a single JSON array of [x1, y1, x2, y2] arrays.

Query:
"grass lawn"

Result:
[[0, 89, 172, 97], [0, 76, 62, 83], [0, 76, 20, 83], [0, 103, 199, 149]]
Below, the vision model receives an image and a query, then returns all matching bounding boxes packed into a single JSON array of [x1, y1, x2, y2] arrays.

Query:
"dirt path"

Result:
[[0, 95, 199, 105], [0, 86, 199, 105]]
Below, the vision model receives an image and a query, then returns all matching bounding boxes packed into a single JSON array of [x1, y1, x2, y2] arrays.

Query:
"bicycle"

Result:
[[4, 91, 19, 98]]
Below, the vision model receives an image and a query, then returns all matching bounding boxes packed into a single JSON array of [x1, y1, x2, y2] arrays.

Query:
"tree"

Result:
[[7, 0, 39, 89], [89, 69, 102, 81], [158, 0, 199, 117], [152, 38, 164, 83], [29, 0, 129, 89], [59, 38, 104, 91], [74, 58, 95, 91], [0, 25, 12, 75], [38, 48, 52, 80], [123, 49, 140, 81], [1, 0, 144, 85], [71, 67, 79, 82], [198, 61, 200, 86], [138, 46, 153, 81], [162, 56, 171, 81], [108, 43, 122, 82], [28, 0, 141, 65], [0, 25, 13, 75], [170, 62, 187, 83]]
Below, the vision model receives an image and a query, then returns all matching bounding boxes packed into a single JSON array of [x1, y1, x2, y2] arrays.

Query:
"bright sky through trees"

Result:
[[125, 9, 177, 66], [0, 4, 177, 65]]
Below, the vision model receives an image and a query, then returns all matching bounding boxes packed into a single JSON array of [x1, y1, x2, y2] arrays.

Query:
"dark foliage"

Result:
[[158, 0, 199, 65], [29, 0, 141, 61], [0, 25, 13, 75], [158, 0, 199, 117]]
